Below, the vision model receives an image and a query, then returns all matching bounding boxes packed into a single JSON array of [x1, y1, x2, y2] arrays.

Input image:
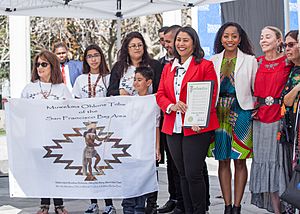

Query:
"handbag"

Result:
[[280, 164, 300, 209]]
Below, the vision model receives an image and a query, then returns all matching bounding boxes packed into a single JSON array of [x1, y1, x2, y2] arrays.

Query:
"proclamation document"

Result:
[[184, 81, 214, 128]]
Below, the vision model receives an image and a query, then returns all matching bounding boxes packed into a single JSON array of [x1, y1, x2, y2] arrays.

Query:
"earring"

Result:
[[276, 45, 282, 53]]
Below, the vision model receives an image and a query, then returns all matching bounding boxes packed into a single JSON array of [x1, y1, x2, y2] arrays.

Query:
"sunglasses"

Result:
[[283, 42, 298, 49], [35, 62, 49, 68]]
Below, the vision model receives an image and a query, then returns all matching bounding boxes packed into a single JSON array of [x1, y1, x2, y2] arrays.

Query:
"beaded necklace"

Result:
[[39, 80, 52, 99], [88, 73, 102, 98]]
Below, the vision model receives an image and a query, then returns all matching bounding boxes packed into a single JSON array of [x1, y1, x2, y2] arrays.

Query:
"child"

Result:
[[72, 44, 115, 214], [121, 66, 161, 214]]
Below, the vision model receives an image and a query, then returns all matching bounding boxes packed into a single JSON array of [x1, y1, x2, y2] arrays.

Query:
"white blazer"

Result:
[[210, 48, 258, 110]]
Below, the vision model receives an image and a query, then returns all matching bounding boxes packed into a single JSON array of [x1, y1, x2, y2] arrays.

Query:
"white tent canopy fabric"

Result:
[[0, 0, 234, 19]]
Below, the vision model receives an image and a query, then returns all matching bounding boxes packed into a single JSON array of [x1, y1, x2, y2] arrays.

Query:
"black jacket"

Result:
[[107, 59, 163, 96]]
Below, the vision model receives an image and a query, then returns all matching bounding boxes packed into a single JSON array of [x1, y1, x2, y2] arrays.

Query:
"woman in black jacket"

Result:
[[107, 31, 162, 96]]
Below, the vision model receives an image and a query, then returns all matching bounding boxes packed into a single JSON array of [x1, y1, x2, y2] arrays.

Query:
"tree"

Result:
[[0, 16, 9, 80], [30, 14, 163, 69]]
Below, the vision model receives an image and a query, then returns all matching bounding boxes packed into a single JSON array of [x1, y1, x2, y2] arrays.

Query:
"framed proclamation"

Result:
[[183, 81, 214, 128]]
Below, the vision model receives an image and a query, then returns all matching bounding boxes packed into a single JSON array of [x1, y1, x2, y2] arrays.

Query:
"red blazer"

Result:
[[156, 57, 219, 136]]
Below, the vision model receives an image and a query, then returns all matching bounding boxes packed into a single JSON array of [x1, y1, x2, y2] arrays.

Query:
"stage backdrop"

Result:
[[5, 95, 158, 199]]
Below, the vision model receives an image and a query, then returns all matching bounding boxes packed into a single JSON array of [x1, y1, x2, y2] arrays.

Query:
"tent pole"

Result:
[[9, 16, 31, 98], [117, 18, 121, 51], [284, 0, 290, 34]]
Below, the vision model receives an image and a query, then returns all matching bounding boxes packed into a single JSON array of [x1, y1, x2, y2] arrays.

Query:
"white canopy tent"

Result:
[[0, 0, 234, 19], [0, 0, 236, 49], [0, 0, 237, 98]]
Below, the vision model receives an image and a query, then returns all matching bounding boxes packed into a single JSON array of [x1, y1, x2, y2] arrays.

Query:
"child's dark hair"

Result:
[[135, 66, 154, 81]]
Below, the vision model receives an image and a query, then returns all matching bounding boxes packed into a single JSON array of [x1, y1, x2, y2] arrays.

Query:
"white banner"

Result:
[[5, 95, 158, 199]]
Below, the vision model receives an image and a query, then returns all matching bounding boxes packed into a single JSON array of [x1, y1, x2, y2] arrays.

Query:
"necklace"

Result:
[[39, 80, 52, 99], [88, 73, 102, 98]]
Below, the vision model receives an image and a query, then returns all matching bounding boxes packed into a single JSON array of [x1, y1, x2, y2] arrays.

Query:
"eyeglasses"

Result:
[[283, 42, 298, 49], [35, 62, 49, 68], [86, 53, 101, 60], [128, 44, 144, 49]]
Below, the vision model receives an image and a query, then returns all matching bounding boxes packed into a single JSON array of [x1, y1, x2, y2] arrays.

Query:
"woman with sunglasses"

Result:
[[282, 30, 300, 110], [72, 44, 116, 214], [249, 26, 292, 214], [21, 50, 71, 214], [279, 30, 300, 213]]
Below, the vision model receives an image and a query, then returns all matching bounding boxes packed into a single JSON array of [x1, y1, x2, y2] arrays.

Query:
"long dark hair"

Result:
[[173, 26, 204, 64], [117, 32, 151, 77], [31, 50, 63, 84], [83, 44, 110, 76], [213, 22, 254, 55], [285, 30, 299, 41]]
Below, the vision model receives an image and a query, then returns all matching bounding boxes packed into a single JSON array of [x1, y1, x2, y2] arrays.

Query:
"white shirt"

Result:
[[72, 74, 110, 98], [119, 65, 153, 95], [167, 56, 193, 133], [21, 81, 72, 100]]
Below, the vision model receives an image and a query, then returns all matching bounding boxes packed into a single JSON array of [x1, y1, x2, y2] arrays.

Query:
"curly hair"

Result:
[[213, 22, 254, 55]]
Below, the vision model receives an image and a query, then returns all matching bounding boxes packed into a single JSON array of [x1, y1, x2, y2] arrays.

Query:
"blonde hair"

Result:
[[262, 26, 283, 52], [263, 26, 283, 39]]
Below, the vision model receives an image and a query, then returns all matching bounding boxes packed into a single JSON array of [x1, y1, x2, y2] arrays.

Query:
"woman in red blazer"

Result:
[[156, 26, 219, 214]]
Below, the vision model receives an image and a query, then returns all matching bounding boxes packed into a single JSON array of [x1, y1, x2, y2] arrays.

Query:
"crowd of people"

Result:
[[20, 22, 300, 214]]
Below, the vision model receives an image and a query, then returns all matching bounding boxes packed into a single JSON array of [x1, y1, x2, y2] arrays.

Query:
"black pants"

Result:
[[90, 199, 113, 206], [41, 198, 63, 206], [166, 132, 212, 214], [203, 162, 210, 210], [164, 133, 184, 210]]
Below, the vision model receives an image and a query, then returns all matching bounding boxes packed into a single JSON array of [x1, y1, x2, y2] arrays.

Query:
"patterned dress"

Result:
[[208, 58, 253, 160], [280, 66, 300, 214], [281, 66, 300, 166]]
